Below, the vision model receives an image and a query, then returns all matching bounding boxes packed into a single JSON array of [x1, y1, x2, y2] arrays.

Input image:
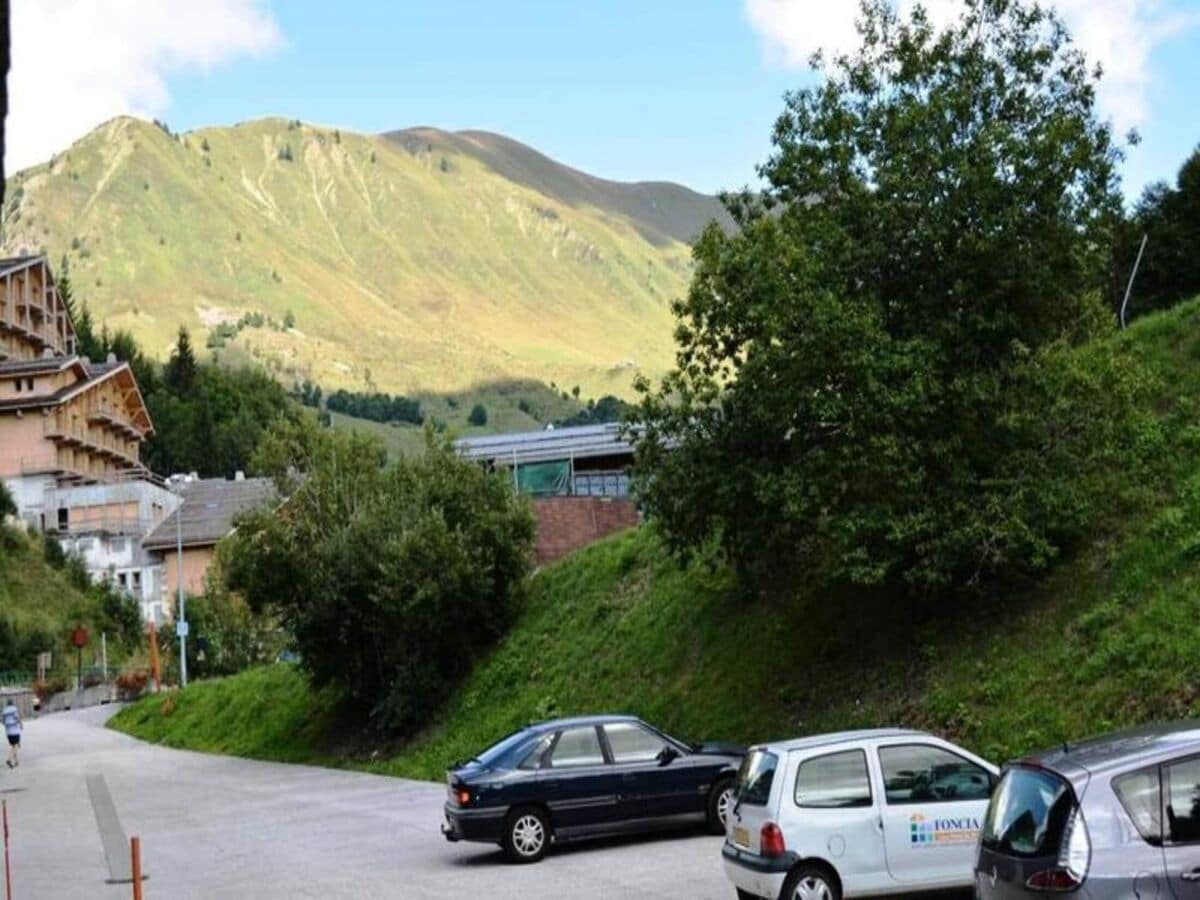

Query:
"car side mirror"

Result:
[[657, 745, 679, 766]]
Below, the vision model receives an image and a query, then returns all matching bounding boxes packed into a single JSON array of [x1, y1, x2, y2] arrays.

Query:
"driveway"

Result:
[[1, 707, 731, 899]]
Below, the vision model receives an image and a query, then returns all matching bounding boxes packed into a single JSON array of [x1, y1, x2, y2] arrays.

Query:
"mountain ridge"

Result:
[[1, 115, 723, 398], [384, 126, 733, 247]]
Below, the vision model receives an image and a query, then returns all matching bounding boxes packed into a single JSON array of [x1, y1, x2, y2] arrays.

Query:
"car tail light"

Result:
[[1027, 807, 1089, 892], [760, 822, 786, 858], [1025, 869, 1082, 892]]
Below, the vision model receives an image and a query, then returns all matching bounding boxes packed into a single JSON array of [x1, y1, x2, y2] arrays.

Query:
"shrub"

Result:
[[224, 423, 535, 734], [468, 403, 488, 426], [115, 670, 149, 700]]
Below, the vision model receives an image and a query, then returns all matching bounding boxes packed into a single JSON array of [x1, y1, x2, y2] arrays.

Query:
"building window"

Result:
[[572, 471, 631, 498], [132, 571, 142, 590], [25, 378, 34, 391], [117, 572, 128, 589], [57, 508, 69, 531]]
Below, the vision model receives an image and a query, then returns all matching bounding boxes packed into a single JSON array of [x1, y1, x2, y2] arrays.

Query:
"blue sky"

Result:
[[9, 0, 1200, 202], [165, 1, 795, 193]]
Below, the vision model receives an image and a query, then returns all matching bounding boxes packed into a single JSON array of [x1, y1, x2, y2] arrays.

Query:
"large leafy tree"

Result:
[[222, 421, 536, 734], [635, 0, 1146, 595]]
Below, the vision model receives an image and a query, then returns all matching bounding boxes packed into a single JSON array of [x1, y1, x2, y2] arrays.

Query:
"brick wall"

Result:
[[531, 496, 639, 564]]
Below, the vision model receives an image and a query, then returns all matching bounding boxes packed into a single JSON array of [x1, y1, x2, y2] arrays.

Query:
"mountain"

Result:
[[1, 117, 727, 397], [385, 127, 733, 247]]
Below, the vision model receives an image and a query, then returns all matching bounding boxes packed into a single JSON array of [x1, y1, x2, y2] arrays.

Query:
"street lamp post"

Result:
[[176, 492, 187, 688]]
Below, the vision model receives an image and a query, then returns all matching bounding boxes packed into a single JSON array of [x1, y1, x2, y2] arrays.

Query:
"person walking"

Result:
[[2, 698, 21, 768]]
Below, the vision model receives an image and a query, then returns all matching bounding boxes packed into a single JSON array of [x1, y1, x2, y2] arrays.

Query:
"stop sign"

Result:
[[70, 626, 89, 648]]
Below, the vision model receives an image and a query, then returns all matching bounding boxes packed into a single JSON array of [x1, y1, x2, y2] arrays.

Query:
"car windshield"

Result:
[[472, 728, 537, 769], [982, 766, 1074, 857], [735, 749, 779, 806]]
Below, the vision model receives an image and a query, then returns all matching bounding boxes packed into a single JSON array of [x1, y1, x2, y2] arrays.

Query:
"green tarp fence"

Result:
[[514, 460, 571, 496]]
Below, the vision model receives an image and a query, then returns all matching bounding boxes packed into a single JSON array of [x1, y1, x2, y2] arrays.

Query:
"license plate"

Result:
[[732, 826, 750, 848]]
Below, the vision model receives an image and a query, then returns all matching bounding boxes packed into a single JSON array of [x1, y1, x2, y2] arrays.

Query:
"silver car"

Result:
[[976, 720, 1200, 900]]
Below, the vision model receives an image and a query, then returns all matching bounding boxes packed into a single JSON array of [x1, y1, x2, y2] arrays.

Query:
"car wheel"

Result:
[[782, 864, 841, 900], [707, 778, 736, 834], [736, 891, 762, 900], [502, 806, 550, 863]]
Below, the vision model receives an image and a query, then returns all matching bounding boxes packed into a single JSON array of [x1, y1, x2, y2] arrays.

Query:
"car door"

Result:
[[876, 742, 994, 886], [539, 725, 621, 834], [602, 721, 696, 821], [1161, 755, 1200, 899], [794, 748, 887, 894]]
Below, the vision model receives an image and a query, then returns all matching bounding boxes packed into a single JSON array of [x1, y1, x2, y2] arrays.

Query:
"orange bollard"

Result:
[[130, 836, 143, 900], [3, 799, 12, 900]]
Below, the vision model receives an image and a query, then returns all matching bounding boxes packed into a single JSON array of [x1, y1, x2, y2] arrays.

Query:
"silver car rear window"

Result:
[[736, 749, 779, 806], [981, 766, 1074, 857]]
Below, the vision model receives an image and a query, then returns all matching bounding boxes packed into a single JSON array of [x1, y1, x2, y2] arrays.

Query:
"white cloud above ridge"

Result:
[[7, 0, 282, 173], [742, 0, 1200, 134]]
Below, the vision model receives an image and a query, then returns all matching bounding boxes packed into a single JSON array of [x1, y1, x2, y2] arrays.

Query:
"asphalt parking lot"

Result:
[[1, 707, 733, 899], [0, 707, 977, 899]]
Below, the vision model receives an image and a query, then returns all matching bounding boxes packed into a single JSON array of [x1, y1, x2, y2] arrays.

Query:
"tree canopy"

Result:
[[634, 0, 1150, 597], [222, 421, 536, 734], [1117, 145, 1200, 318]]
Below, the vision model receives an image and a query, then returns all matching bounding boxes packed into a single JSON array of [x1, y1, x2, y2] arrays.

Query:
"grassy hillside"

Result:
[[112, 299, 1200, 777], [0, 117, 715, 399], [320, 379, 606, 456], [0, 527, 138, 682]]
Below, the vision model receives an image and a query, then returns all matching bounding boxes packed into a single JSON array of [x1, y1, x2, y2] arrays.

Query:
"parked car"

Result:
[[442, 714, 745, 862], [976, 720, 1200, 900], [723, 728, 998, 900]]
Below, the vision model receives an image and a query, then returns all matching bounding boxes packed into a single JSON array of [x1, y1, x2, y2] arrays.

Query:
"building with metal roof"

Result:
[[455, 423, 640, 563]]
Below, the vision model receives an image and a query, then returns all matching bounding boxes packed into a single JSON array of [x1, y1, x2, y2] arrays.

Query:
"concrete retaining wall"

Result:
[[42, 683, 118, 713]]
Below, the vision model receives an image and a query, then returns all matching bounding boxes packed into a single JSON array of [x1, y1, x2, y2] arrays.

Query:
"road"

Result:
[[0, 707, 732, 899]]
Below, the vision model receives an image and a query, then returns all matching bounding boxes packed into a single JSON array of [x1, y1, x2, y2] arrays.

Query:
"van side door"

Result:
[[877, 742, 994, 887], [792, 748, 888, 895]]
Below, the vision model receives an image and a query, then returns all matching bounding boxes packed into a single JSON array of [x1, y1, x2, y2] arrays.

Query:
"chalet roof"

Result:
[[0, 357, 153, 433], [0, 256, 44, 278], [454, 422, 634, 466], [0, 356, 78, 377], [142, 477, 277, 551]]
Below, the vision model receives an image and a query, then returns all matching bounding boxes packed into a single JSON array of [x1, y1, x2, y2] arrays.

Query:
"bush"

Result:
[[468, 403, 488, 426], [224, 423, 535, 734], [115, 670, 149, 700]]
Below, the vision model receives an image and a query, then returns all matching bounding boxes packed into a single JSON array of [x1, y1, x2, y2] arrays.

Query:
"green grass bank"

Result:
[[112, 299, 1200, 778]]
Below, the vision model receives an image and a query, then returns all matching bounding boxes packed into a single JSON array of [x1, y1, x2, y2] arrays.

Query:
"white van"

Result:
[[722, 729, 998, 900]]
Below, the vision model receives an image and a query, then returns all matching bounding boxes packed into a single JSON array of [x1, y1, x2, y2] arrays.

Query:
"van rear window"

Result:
[[736, 749, 779, 806], [981, 766, 1074, 857]]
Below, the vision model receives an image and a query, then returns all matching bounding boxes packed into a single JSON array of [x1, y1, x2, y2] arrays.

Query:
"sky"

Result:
[[7, 0, 1200, 203]]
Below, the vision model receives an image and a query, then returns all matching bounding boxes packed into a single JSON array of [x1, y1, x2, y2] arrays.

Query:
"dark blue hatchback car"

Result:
[[441, 714, 745, 862]]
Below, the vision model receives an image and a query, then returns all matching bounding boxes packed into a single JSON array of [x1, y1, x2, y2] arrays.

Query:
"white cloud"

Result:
[[7, 0, 282, 173], [743, 0, 1200, 133]]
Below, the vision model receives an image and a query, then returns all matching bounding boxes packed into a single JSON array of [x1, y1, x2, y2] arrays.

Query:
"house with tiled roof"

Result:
[[141, 474, 276, 599]]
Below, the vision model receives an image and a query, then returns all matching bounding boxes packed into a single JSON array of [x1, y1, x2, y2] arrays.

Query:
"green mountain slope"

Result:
[[1, 117, 718, 397], [111, 299, 1200, 778]]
